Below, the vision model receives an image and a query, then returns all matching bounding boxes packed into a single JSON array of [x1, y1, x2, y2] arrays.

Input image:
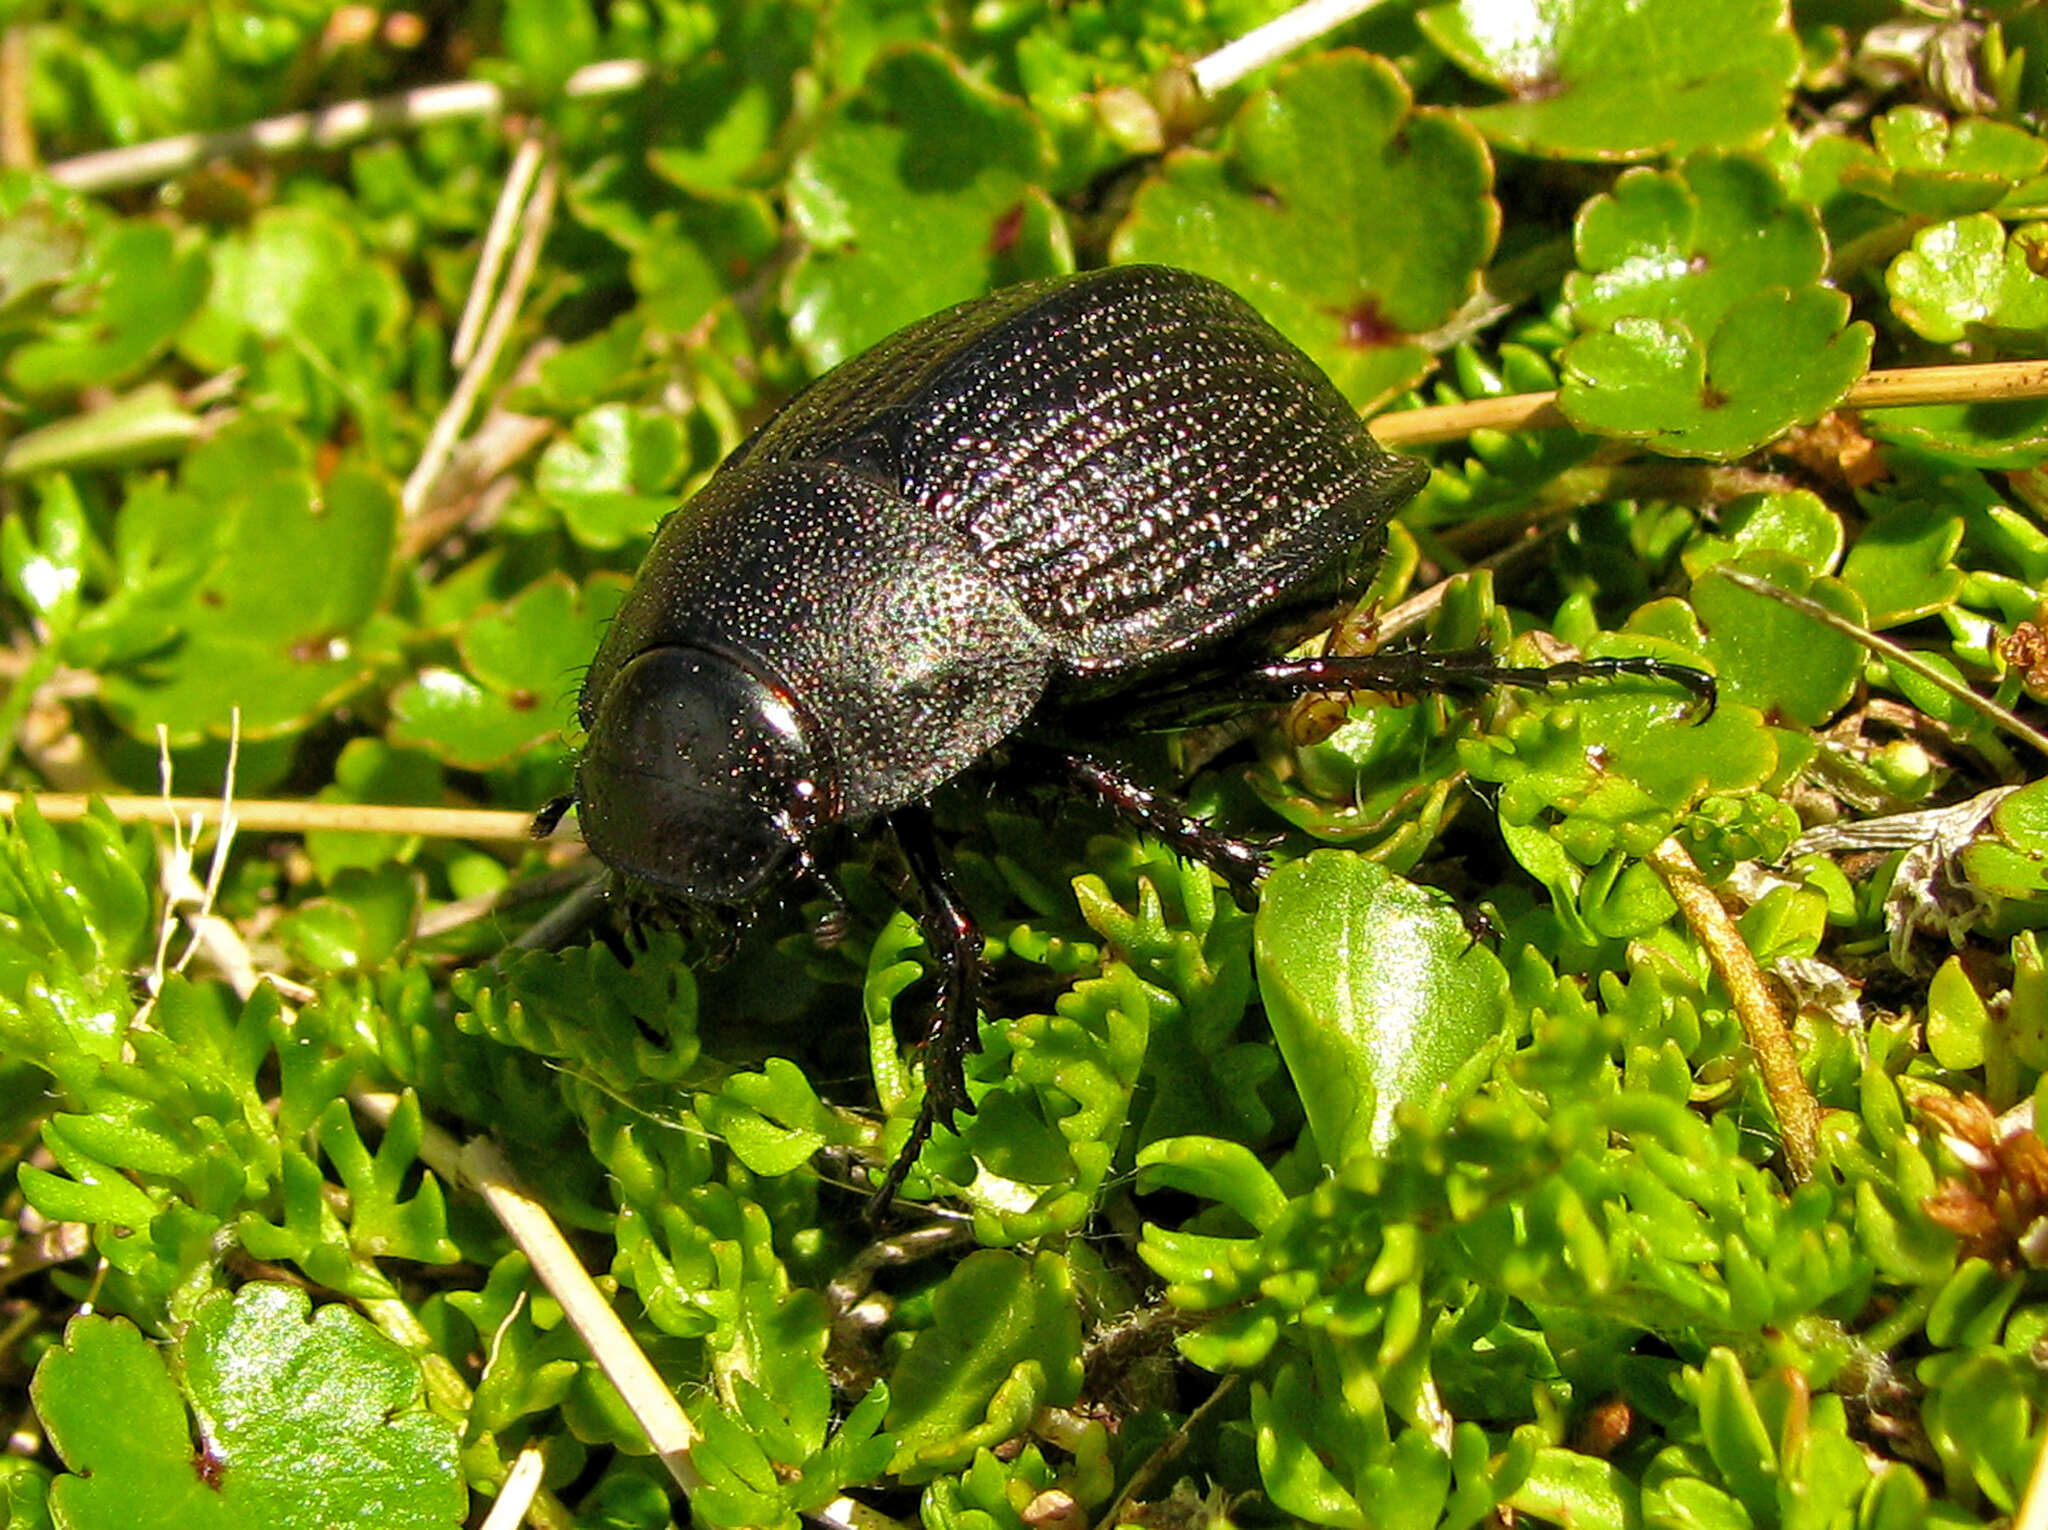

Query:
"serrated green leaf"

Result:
[[390, 574, 623, 769], [1688, 555, 1865, 726], [535, 406, 689, 550], [1561, 155, 1870, 458], [1846, 106, 2048, 219], [90, 421, 398, 744], [7, 221, 208, 394]]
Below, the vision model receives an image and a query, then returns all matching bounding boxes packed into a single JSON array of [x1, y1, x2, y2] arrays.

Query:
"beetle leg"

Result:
[[530, 793, 575, 839], [1261, 650, 1716, 716], [870, 805, 984, 1214], [1125, 648, 1717, 728], [1051, 749, 1272, 896]]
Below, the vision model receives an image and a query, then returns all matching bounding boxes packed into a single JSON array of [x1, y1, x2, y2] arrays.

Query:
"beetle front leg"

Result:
[[870, 805, 985, 1215], [1055, 751, 1272, 897]]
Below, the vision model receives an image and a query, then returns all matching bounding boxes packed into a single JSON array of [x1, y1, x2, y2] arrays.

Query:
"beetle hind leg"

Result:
[[868, 805, 986, 1217], [1124, 647, 1716, 729]]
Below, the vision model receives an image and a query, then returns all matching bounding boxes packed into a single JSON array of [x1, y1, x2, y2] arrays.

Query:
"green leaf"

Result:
[[885, 1251, 1082, 1480], [7, 221, 208, 394], [34, 1314, 212, 1530], [1460, 634, 1776, 879], [1561, 155, 1871, 458], [0, 384, 200, 479], [1571, 286, 1871, 459], [35, 1285, 462, 1530], [178, 206, 407, 381], [1927, 956, 1990, 1072], [784, 46, 1070, 372], [1113, 50, 1497, 409], [1255, 852, 1511, 1167], [535, 406, 688, 550], [90, 421, 398, 744], [1507, 1447, 1642, 1530], [1692, 1350, 1777, 1523], [1417, 0, 1800, 161], [501, 0, 600, 99], [1135, 1135, 1289, 1232], [1838, 498, 1965, 629], [0, 188, 87, 335], [1688, 555, 1864, 727], [636, 2, 817, 192], [1861, 399, 2048, 469], [624, 194, 780, 339], [1570, 156, 1827, 337], [1845, 106, 2048, 219], [1887, 215, 2048, 346], [390, 574, 624, 769]]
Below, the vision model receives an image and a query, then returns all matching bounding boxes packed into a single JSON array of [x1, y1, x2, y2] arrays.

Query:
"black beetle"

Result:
[[556, 264, 1710, 1208]]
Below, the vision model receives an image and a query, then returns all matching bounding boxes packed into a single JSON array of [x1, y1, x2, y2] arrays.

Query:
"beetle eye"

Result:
[[575, 645, 824, 903]]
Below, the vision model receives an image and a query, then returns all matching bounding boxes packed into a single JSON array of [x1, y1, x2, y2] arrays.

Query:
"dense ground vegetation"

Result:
[[0, 0, 2046, 1525]]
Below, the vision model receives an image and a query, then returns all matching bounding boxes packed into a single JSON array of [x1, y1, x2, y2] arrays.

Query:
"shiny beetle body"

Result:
[[575, 264, 1426, 903], [572, 263, 1686, 1208]]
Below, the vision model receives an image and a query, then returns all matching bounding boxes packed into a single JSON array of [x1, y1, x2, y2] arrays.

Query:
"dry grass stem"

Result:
[[1645, 837, 1820, 1183], [1372, 359, 2048, 449], [45, 59, 648, 194], [1192, 0, 1397, 94], [0, 792, 542, 841], [404, 155, 560, 517]]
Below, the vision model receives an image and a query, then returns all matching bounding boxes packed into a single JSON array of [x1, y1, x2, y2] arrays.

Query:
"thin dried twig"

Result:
[[0, 26, 35, 171], [1370, 359, 2048, 449], [454, 132, 547, 369], [170, 708, 242, 982], [1093, 1374, 1240, 1529], [45, 58, 649, 195], [479, 1444, 547, 1530], [0, 792, 541, 841], [1645, 837, 1820, 1184], [2017, 1415, 2048, 1530], [351, 1091, 708, 1495], [394, 379, 556, 562], [404, 155, 560, 518], [1191, 0, 1395, 94], [1371, 392, 1571, 448]]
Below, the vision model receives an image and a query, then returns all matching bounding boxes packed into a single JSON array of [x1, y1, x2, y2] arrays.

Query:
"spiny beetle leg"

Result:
[[1057, 750, 1272, 900], [1247, 649, 1718, 719], [869, 805, 985, 1217], [1125, 646, 1716, 728]]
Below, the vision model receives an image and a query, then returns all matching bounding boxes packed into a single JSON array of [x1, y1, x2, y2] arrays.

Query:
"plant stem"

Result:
[[1371, 359, 2048, 448], [1716, 567, 2048, 763], [353, 1089, 710, 1495], [1192, 0, 1397, 94], [45, 59, 649, 195], [1645, 837, 1820, 1185], [0, 791, 540, 840]]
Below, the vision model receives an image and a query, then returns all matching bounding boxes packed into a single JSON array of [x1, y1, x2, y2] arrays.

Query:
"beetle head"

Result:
[[575, 645, 834, 903]]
